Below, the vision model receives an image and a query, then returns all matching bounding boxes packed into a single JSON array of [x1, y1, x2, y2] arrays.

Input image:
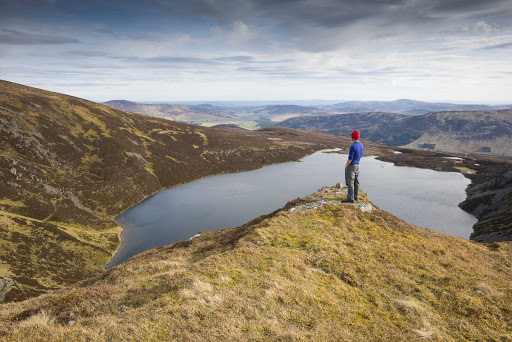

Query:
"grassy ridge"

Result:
[[0, 187, 510, 341]]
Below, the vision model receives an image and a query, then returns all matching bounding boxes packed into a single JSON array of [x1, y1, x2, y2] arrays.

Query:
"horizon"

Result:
[[1, 1, 512, 103], [3, 78, 511, 106]]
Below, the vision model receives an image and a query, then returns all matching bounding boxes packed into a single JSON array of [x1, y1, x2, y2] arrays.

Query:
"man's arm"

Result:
[[346, 144, 354, 169]]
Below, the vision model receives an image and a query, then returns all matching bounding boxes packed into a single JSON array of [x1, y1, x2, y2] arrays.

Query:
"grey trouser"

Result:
[[345, 164, 359, 201]]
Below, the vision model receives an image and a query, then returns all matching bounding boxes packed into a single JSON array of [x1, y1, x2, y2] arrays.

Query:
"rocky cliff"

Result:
[[460, 167, 512, 242]]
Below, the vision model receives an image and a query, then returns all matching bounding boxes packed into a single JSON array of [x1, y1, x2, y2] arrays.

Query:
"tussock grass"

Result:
[[20, 310, 55, 328]]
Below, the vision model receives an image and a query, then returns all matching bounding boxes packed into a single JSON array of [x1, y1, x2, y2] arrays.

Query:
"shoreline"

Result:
[[104, 148, 482, 269], [102, 147, 324, 270]]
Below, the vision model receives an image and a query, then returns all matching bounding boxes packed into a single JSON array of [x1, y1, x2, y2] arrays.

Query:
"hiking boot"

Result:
[[342, 199, 354, 203]]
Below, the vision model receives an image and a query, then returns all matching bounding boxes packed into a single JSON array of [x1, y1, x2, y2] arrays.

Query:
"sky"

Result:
[[1, 0, 512, 103]]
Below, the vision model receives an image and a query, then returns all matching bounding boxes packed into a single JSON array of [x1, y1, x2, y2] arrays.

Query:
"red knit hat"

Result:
[[351, 130, 360, 140]]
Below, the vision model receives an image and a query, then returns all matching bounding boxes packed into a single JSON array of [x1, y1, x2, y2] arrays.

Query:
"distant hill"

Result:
[[104, 100, 236, 123], [250, 104, 332, 116], [104, 101, 338, 127], [276, 109, 512, 156], [322, 99, 504, 115], [210, 124, 248, 131]]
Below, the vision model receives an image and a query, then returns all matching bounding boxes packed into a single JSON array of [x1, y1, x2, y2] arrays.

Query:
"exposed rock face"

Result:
[[461, 167, 512, 242], [0, 278, 13, 302]]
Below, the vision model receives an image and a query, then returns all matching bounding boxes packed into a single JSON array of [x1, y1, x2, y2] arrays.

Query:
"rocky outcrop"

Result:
[[288, 185, 373, 213], [0, 278, 13, 302], [460, 167, 512, 242]]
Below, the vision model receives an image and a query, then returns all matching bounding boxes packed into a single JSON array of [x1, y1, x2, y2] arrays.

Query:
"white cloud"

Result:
[[210, 21, 264, 47], [463, 21, 500, 33]]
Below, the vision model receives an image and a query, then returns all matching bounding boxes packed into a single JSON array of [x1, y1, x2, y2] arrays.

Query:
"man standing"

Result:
[[343, 130, 363, 203]]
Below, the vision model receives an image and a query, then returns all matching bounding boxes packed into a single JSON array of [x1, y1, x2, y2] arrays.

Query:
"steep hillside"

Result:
[[277, 110, 512, 156], [323, 99, 502, 115], [0, 186, 511, 341], [0, 80, 371, 302]]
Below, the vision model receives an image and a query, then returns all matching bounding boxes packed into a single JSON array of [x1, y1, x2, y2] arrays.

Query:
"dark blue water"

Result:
[[106, 150, 476, 268]]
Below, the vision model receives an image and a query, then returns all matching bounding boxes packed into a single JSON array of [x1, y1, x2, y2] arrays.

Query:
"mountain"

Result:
[[103, 100, 236, 123], [276, 109, 512, 156], [0, 80, 360, 302], [104, 101, 338, 128], [210, 124, 249, 131], [322, 99, 503, 115], [1, 186, 511, 340], [250, 104, 332, 116]]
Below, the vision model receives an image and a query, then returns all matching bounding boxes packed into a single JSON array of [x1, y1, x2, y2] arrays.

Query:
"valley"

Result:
[[1, 80, 511, 304]]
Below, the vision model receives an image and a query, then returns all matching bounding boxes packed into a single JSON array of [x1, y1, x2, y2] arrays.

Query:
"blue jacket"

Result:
[[348, 141, 363, 165]]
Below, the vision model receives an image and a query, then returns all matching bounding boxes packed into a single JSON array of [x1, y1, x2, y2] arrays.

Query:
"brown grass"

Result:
[[0, 186, 511, 341]]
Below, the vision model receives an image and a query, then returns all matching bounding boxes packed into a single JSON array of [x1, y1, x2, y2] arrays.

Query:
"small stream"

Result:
[[106, 150, 476, 268]]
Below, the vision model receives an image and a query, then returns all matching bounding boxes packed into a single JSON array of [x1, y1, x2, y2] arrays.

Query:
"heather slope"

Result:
[[0, 186, 510, 341], [1, 80, 370, 302]]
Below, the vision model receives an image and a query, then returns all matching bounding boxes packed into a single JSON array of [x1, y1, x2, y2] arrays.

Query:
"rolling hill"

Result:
[[276, 110, 512, 156], [103, 100, 237, 123], [103, 101, 336, 127], [322, 99, 506, 115]]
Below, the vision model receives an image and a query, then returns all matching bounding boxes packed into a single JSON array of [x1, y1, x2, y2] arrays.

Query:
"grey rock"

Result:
[[355, 202, 373, 213], [0, 278, 14, 302], [68, 320, 75, 326]]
